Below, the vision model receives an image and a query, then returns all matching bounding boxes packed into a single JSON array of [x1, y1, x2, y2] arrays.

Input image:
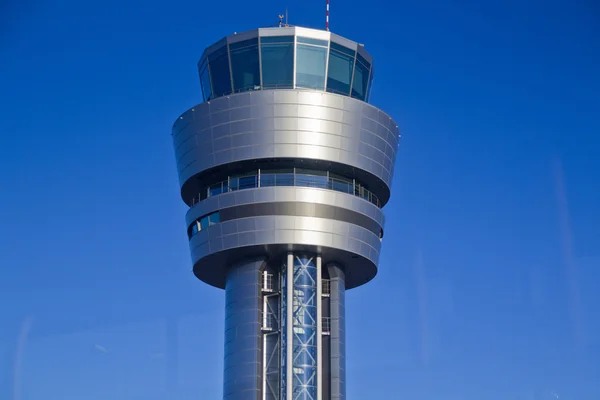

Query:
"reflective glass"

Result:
[[200, 216, 209, 229], [366, 65, 374, 102], [239, 175, 257, 190], [296, 44, 327, 90], [327, 48, 354, 95], [291, 255, 317, 400], [230, 40, 260, 93], [209, 181, 227, 197], [199, 59, 212, 101], [208, 46, 232, 97], [208, 212, 220, 225], [295, 169, 328, 189], [330, 41, 355, 56], [261, 173, 294, 187], [297, 37, 328, 46], [351, 59, 370, 101], [261, 35, 294, 43], [261, 42, 294, 89]]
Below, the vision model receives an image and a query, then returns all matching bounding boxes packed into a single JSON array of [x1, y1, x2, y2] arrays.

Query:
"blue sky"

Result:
[[1, 0, 599, 398]]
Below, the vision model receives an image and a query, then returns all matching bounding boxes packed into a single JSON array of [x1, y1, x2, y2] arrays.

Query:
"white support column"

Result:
[[262, 333, 267, 400], [316, 255, 323, 400], [262, 293, 268, 400], [286, 252, 294, 400]]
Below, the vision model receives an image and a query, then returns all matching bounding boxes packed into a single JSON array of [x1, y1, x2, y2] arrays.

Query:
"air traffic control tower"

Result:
[[172, 25, 399, 400]]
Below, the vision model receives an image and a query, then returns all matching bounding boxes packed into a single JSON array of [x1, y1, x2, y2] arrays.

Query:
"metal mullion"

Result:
[[227, 42, 234, 94], [316, 256, 322, 400], [286, 253, 294, 400], [206, 59, 215, 100], [365, 62, 373, 102], [293, 35, 297, 89], [323, 41, 331, 92], [258, 37, 263, 89], [349, 50, 357, 98]]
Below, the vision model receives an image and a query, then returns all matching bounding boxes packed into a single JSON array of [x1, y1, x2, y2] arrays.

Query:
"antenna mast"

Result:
[[325, 0, 330, 31]]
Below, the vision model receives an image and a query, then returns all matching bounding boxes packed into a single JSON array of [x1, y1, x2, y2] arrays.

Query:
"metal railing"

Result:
[[262, 272, 275, 293], [192, 170, 381, 208], [322, 317, 331, 335], [321, 279, 330, 296], [262, 312, 277, 332]]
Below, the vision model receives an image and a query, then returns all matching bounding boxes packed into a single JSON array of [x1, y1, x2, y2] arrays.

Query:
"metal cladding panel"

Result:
[[172, 90, 399, 204], [184, 187, 385, 231], [223, 258, 264, 400], [327, 264, 346, 400], [188, 215, 381, 289]]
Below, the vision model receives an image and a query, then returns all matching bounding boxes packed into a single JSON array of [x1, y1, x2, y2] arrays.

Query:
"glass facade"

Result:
[[208, 45, 232, 98], [191, 168, 381, 209], [280, 255, 319, 400], [351, 53, 371, 101], [199, 59, 212, 101], [230, 38, 260, 93], [296, 42, 328, 90], [198, 30, 373, 103], [326, 43, 355, 96], [187, 211, 220, 238], [291, 255, 318, 400], [261, 36, 294, 89]]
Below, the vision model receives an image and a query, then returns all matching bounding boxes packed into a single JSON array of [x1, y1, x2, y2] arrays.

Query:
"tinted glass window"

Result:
[[260, 35, 294, 43], [199, 58, 212, 101], [297, 37, 328, 46], [366, 65, 374, 102], [229, 38, 258, 50], [208, 212, 220, 225], [200, 216, 209, 229], [208, 46, 232, 97], [351, 59, 370, 101], [230, 41, 260, 93], [296, 44, 327, 90], [261, 42, 294, 89], [330, 42, 355, 56], [327, 48, 354, 95]]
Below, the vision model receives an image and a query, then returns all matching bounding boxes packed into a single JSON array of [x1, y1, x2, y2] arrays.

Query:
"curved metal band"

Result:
[[189, 215, 381, 289], [172, 90, 399, 205], [185, 186, 385, 234]]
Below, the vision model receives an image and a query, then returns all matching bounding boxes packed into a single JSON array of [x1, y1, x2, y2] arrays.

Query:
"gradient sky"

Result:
[[1, 0, 599, 399]]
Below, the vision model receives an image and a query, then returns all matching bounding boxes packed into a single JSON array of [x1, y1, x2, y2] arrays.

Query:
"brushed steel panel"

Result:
[[172, 90, 398, 204], [186, 187, 385, 228], [187, 215, 381, 289]]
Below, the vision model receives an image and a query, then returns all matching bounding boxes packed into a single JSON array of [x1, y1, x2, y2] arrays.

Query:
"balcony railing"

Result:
[[192, 170, 381, 208], [262, 272, 275, 293], [262, 312, 277, 332], [322, 317, 331, 335], [321, 279, 330, 297]]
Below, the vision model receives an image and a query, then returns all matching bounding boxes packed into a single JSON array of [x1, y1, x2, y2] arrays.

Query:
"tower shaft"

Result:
[[171, 26, 399, 400]]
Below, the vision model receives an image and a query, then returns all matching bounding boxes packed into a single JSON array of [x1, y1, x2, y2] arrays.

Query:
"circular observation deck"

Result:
[[197, 26, 375, 103], [172, 28, 399, 290]]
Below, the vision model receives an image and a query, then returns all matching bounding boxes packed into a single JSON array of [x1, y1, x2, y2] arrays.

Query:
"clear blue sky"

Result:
[[1, 0, 599, 399]]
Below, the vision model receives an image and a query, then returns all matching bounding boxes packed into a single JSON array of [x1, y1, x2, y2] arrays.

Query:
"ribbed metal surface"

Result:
[[327, 265, 346, 400], [189, 215, 381, 289], [172, 90, 399, 204], [223, 258, 264, 400], [185, 186, 385, 231]]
